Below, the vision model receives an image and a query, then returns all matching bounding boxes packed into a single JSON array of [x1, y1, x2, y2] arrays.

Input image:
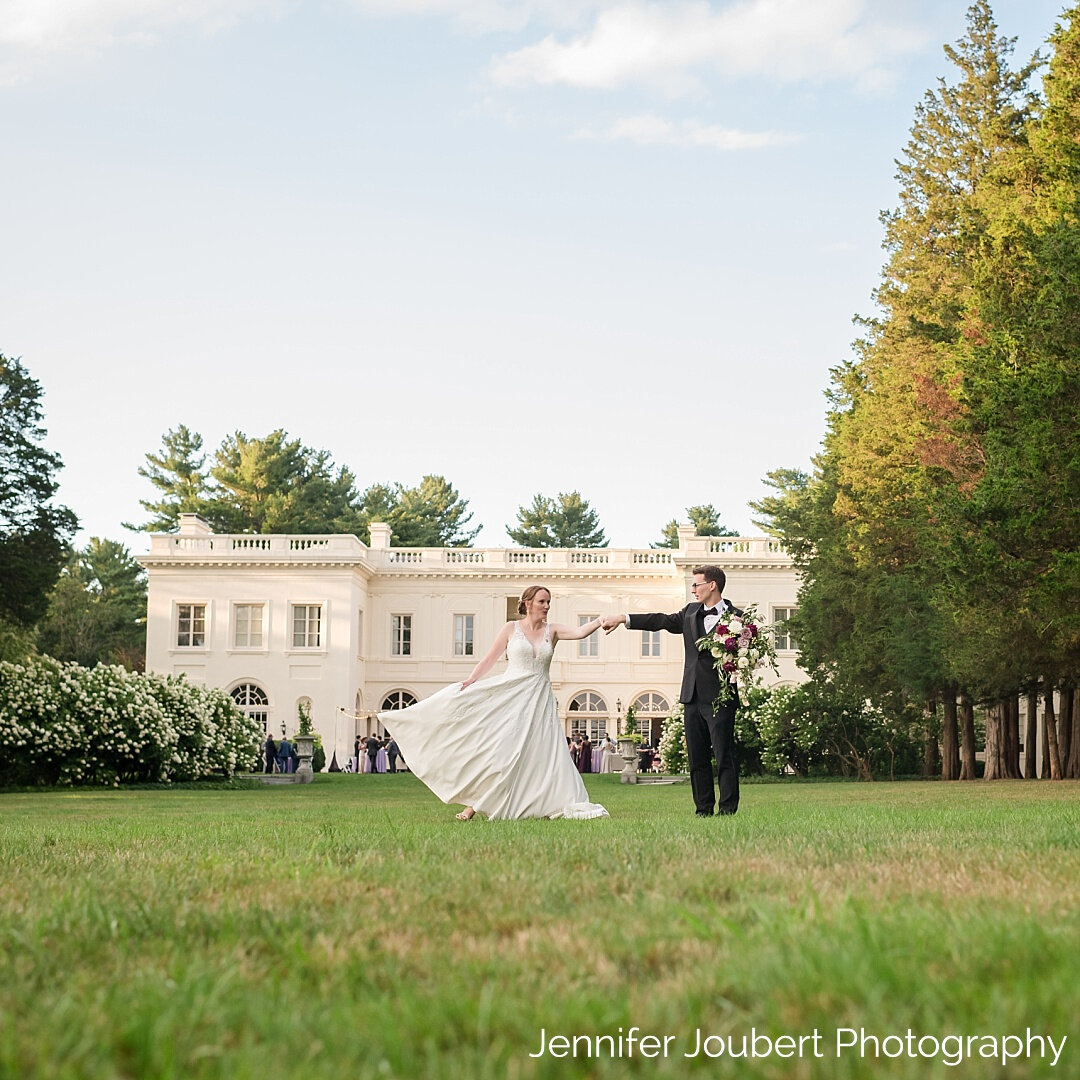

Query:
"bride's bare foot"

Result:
[[454, 807, 476, 821]]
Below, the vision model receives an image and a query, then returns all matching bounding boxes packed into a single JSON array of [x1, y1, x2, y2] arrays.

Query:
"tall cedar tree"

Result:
[[754, 3, 1039, 778], [952, 4, 1080, 776]]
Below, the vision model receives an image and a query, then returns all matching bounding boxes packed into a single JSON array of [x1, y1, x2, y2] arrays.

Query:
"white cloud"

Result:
[[346, 1, 594, 34], [599, 112, 798, 149], [491, 0, 926, 94], [0, 0, 595, 82], [0, 0, 276, 82]]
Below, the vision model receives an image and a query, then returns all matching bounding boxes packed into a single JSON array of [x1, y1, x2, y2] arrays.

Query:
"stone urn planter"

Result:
[[294, 735, 316, 783], [617, 736, 640, 785]]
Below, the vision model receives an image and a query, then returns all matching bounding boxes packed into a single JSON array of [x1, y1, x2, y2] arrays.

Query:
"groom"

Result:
[[602, 565, 740, 816]]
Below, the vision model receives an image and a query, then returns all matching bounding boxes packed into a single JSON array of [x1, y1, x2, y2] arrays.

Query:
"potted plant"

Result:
[[294, 701, 316, 783]]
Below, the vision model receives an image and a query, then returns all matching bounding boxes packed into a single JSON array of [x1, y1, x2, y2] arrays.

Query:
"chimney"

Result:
[[177, 514, 213, 536], [368, 522, 392, 549]]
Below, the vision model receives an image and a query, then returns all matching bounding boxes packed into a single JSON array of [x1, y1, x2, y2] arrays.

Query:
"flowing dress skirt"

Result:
[[379, 670, 608, 821]]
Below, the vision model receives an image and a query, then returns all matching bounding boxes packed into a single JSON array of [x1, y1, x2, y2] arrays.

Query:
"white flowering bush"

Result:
[[657, 703, 687, 775], [0, 658, 262, 787]]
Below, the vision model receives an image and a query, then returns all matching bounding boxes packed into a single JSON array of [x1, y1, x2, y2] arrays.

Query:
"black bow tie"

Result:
[[703, 607, 719, 617]]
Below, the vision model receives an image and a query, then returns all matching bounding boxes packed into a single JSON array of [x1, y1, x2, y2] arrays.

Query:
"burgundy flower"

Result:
[[723, 660, 737, 673], [724, 636, 739, 653], [717, 623, 729, 636]]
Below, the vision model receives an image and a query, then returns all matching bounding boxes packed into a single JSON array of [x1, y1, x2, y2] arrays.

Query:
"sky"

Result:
[[1, 0, 1069, 550]]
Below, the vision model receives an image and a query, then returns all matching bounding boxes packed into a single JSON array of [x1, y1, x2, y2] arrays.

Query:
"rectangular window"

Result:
[[234, 604, 264, 648], [292, 604, 322, 649], [578, 615, 599, 657], [392, 614, 412, 656], [569, 717, 607, 742], [641, 630, 661, 657], [773, 607, 797, 651], [176, 604, 206, 648], [454, 614, 474, 656], [506, 596, 522, 621]]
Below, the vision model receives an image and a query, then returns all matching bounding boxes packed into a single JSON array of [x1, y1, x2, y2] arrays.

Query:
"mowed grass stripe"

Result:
[[1, 776, 1078, 1079]]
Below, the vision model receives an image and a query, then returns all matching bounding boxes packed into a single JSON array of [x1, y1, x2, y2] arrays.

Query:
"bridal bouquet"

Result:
[[697, 603, 779, 706]]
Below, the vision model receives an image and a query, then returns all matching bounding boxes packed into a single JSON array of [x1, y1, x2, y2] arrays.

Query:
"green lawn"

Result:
[[1, 776, 1078, 1079]]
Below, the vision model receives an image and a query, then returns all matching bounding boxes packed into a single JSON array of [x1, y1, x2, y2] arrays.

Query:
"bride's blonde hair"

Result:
[[517, 585, 551, 616]]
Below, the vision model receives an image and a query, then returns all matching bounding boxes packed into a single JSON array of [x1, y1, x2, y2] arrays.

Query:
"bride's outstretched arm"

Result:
[[461, 621, 515, 689], [550, 616, 603, 643]]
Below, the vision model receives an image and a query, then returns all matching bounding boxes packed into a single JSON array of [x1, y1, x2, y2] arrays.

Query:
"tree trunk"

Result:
[[922, 702, 940, 778], [1058, 687, 1073, 773], [983, 703, 1006, 781], [941, 695, 960, 781], [1044, 685, 1063, 781], [1024, 689, 1039, 779], [1067, 688, 1080, 780], [959, 694, 977, 780], [1042, 707, 1050, 778], [1005, 693, 1021, 779]]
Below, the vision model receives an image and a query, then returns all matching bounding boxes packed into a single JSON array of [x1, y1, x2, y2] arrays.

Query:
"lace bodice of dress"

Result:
[[505, 622, 554, 677]]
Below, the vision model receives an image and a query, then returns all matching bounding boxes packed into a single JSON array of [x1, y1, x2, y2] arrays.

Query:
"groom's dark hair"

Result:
[[692, 565, 726, 591]]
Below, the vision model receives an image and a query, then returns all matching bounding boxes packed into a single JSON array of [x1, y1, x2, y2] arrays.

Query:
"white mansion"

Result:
[[140, 515, 805, 766]]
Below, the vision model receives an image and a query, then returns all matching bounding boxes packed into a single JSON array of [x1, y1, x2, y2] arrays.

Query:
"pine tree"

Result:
[[0, 354, 77, 627], [129, 425, 209, 532], [38, 538, 148, 669], [506, 492, 606, 548], [652, 504, 738, 548]]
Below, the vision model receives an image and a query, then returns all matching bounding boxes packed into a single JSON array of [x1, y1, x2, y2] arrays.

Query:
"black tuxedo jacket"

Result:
[[628, 600, 741, 708]]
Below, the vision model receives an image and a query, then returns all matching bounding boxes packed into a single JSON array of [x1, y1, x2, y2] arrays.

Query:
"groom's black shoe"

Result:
[[695, 810, 713, 817]]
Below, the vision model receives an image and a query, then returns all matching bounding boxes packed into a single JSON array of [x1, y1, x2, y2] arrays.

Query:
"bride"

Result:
[[378, 585, 609, 821]]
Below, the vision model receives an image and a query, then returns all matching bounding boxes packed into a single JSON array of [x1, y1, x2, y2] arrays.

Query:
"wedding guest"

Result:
[[276, 735, 293, 774], [578, 733, 593, 774], [386, 737, 400, 773], [264, 733, 276, 774], [365, 734, 381, 774]]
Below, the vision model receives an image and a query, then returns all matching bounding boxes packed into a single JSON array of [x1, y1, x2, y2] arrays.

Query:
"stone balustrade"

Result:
[[144, 531, 789, 571]]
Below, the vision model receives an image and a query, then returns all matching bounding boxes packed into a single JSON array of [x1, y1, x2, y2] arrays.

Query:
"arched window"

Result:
[[231, 682, 269, 732], [567, 691, 608, 741], [632, 692, 670, 714], [381, 690, 417, 712], [569, 691, 607, 713]]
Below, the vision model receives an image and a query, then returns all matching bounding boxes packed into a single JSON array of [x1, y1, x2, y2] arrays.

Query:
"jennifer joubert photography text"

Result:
[[528, 1027, 1068, 1068]]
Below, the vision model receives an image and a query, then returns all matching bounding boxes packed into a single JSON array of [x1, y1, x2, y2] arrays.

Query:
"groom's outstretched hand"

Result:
[[600, 614, 626, 634]]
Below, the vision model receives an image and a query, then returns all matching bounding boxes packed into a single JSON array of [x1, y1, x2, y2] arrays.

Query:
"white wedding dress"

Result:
[[378, 623, 609, 820]]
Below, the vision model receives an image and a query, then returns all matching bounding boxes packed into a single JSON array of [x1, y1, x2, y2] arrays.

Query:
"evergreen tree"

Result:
[[129, 424, 208, 532], [38, 538, 147, 669], [506, 491, 607, 548], [753, 4, 1041, 779], [386, 475, 480, 547], [0, 354, 77, 627], [945, 3, 1080, 775], [652, 504, 738, 548], [355, 476, 479, 547], [207, 430, 365, 534]]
